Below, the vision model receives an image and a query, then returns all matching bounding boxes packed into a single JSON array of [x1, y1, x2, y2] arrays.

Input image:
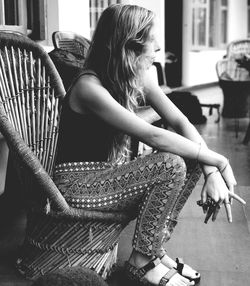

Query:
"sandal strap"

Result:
[[138, 257, 161, 278], [159, 268, 178, 286], [176, 257, 184, 274], [125, 257, 161, 281]]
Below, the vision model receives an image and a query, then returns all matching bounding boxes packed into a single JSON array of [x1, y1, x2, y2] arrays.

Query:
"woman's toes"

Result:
[[183, 265, 200, 279], [144, 263, 192, 286], [170, 274, 193, 286]]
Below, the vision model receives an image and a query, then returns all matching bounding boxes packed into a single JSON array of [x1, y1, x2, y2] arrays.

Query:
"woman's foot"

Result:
[[160, 254, 200, 282], [128, 251, 194, 285]]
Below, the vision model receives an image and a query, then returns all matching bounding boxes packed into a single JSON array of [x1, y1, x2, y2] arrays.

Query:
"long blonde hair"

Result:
[[84, 4, 155, 163]]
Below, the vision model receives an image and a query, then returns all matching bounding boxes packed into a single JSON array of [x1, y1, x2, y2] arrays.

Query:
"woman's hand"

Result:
[[218, 160, 237, 190], [200, 170, 245, 223]]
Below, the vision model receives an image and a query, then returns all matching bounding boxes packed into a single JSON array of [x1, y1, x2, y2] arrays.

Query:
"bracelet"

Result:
[[196, 142, 202, 161], [219, 159, 229, 173], [205, 169, 219, 181]]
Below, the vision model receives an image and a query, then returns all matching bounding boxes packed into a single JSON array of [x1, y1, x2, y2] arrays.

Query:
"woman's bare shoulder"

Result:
[[69, 72, 111, 113], [75, 72, 103, 90]]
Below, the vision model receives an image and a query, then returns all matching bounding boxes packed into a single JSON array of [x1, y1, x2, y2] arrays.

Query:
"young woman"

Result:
[[55, 4, 245, 286]]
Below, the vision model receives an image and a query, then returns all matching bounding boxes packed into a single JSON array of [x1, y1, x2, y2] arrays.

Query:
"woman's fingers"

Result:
[[224, 201, 232, 223], [228, 191, 246, 205], [229, 184, 234, 205], [201, 185, 207, 204], [212, 203, 221, 221], [204, 204, 215, 223], [221, 163, 237, 185]]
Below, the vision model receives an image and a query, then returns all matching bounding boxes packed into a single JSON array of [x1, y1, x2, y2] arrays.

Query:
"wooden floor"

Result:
[[1, 84, 250, 285]]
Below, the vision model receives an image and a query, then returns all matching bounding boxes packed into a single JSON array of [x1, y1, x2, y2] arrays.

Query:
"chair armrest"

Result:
[[0, 105, 69, 212]]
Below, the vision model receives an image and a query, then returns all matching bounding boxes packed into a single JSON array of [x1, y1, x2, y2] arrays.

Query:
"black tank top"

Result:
[[55, 71, 116, 164]]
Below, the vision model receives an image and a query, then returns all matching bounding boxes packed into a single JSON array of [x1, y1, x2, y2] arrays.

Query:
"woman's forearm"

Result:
[[145, 125, 227, 169], [173, 118, 221, 175]]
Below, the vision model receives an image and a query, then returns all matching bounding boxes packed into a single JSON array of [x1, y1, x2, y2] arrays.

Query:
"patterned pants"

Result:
[[54, 152, 201, 257]]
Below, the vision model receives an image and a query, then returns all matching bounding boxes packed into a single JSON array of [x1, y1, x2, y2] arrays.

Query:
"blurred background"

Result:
[[1, 0, 248, 87]]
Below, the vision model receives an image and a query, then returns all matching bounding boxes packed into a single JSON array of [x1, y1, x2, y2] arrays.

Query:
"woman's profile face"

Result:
[[141, 21, 161, 69]]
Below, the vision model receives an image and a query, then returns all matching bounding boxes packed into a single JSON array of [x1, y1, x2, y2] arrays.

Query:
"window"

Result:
[[0, 0, 45, 40], [192, 0, 228, 50], [89, 0, 121, 37], [27, 0, 45, 40], [0, 0, 27, 33]]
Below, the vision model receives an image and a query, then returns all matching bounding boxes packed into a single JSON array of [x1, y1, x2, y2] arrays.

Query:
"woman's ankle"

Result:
[[128, 249, 153, 268], [160, 253, 176, 267]]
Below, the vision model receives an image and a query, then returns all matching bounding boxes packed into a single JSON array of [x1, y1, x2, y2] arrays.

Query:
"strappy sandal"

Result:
[[175, 258, 201, 284], [124, 257, 179, 286]]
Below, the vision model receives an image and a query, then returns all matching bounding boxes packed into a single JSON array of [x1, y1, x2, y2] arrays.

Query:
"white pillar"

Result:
[[46, 0, 91, 47], [182, 0, 192, 86], [228, 0, 248, 42]]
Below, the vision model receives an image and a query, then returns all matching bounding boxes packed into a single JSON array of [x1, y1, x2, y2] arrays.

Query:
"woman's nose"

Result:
[[154, 41, 161, 52]]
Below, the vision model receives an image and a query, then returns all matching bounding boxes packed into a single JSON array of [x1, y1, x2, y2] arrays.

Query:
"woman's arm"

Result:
[[70, 74, 226, 169], [142, 68, 220, 174], [142, 68, 245, 222], [70, 74, 244, 223]]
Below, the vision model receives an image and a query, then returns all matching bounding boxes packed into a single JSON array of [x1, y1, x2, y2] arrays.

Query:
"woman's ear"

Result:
[[126, 40, 143, 53]]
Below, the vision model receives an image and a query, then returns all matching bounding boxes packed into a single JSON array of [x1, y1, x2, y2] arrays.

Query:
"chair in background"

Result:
[[216, 45, 250, 138], [52, 31, 90, 58], [0, 31, 132, 280], [227, 39, 250, 59], [225, 39, 250, 142], [49, 31, 90, 91]]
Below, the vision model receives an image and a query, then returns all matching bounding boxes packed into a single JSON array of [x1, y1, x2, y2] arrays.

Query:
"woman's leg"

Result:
[[159, 160, 202, 281], [54, 153, 197, 285], [130, 158, 202, 283], [54, 152, 187, 214], [54, 154, 200, 254]]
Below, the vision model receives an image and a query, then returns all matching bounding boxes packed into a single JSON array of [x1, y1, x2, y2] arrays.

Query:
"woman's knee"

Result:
[[157, 152, 187, 182], [160, 152, 186, 171]]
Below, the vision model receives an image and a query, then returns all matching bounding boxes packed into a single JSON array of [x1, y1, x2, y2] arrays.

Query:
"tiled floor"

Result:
[[0, 84, 250, 286]]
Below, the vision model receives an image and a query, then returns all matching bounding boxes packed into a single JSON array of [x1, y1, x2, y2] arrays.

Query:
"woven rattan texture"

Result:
[[0, 31, 65, 175], [16, 211, 122, 279], [227, 39, 250, 58], [216, 59, 250, 81], [52, 31, 90, 58], [0, 31, 132, 280]]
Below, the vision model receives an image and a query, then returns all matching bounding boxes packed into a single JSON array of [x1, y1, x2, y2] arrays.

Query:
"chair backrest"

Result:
[[0, 31, 65, 177], [0, 32, 134, 281], [0, 31, 133, 219], [216, 59, 250, 82], [227, 39, 250, 59], [52, 31, 90, 58]]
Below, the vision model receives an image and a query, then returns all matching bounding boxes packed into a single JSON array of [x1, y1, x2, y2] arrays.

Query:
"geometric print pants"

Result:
[[54, 152, 201, 258]]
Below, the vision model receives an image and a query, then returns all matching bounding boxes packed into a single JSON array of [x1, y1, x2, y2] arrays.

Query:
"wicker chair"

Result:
[[0, 31, 131, 280], [227, 39, 250, 59], [225, 39, 250, 143], [216, 57, 250, 137], [52, 31, 90, 58], [49, 31, 90, 90], [218, 39, 250, 118]]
